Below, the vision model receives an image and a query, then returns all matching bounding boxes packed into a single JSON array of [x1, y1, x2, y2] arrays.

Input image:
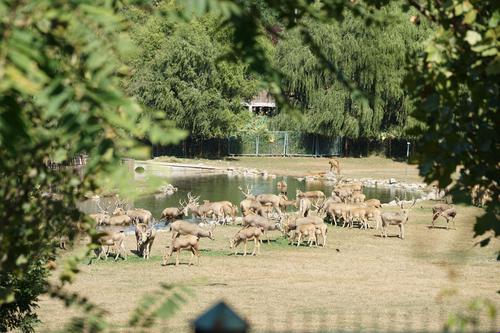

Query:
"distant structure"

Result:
[[243, 90, 276, 116]]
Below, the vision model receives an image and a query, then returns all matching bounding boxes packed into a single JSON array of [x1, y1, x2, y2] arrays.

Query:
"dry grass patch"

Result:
[[37, 202, 499, 332]]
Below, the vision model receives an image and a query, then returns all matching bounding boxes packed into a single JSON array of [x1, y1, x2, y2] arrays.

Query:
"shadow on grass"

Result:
[[427, 225, 455, 230]]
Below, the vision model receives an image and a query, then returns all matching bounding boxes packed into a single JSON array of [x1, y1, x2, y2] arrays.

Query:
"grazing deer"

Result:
[[229, 227, 263, 256], [242, 214, 283, 242], [298, 197, 312, 217], [93, 231, 127, 261], [135, 223, 157, 259], [89, 213, 110, 226], [431, 203, 457, 229], [328, 158, 341, 174], [292, 223, 318, 247], [380, 199, 416, 239], [162, 235, 201, 266], [350, 193, 366, 203], [108, 208, 132, 226], [169, 220, 214, 240]]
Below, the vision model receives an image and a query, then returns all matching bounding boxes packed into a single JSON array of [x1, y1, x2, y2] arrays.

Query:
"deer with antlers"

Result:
[[184, 193, 215, 220], [160, 200, 187, 221], [242, 214, 283, 243], [380, 198, 416, 239], [239, 185, 263, 216]]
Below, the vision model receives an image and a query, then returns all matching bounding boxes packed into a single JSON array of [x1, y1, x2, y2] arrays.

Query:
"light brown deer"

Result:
[[329, 158, 341, 174], [242, 214, 283, 242], [169, 220, 214, 240], [93, 231, 127, 261], [431, 203, 457, 229], [162, 235, 201, 266], [229, 227, 263, 256], [380, 199, 416, 239], [277, 180, 288, 195], [135, 223, 156, 259]]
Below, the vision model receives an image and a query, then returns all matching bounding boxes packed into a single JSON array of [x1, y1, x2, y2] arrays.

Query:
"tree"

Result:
[[123, 4, 258, 143], [405, 1, 499, 245], [0, 1, 183, 331]]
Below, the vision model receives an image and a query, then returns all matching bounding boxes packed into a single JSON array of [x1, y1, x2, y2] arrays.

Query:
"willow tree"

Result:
[[274, 4, 429, 140], [124, 4, 258, 148]]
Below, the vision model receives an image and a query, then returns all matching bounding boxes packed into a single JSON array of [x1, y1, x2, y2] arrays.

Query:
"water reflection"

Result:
[[81, 173, 422, 221]]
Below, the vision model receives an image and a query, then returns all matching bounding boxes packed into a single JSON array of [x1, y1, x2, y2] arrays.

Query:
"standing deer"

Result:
[[169, 220, 215, 240], [329, 158, 341, 174], [277, 180, 288, 195], [239, 185, 264, 216], [135, 223, 157, 259], [380, 199, 416, 239], [161, 200, 187, 221], [242, 214, 283, 242], [92, 231, 127, 261], [162, 235, 201, 266]]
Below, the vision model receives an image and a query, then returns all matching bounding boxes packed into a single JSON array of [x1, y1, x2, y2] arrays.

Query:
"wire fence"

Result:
[[151, 133, 414, 159]]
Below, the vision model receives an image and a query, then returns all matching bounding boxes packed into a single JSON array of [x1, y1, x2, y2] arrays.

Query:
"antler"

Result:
[[238, 185, 254, 198]]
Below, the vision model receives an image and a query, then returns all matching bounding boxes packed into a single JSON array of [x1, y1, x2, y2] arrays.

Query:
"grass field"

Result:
[[153, 156, 424, 183], [36, 201, 499, 332]]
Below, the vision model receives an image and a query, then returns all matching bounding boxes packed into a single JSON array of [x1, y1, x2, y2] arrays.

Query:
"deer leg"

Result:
[[296, 233, 302, 247], [243, 240, 247, 256], [175, 250, 180, 266], [121, 242, 127, 261], [188, 250, 194, 266], [251, 238, 257, 256], [400, 224, 405, 239]]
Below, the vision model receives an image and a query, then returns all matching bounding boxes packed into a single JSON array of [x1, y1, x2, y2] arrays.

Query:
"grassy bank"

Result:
[[152, 156, 423, 183], [36, 201, 499, 332]]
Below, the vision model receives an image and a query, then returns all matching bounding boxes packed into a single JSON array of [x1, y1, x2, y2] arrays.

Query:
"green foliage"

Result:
[[405, 1, 499, 244], [274, 4, 430, 139], [124, 3, 259, 140], [0, 0, 184, 330], [0, 261, 47, 333]]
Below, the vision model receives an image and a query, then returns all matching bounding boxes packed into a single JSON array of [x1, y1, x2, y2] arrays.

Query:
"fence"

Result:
[[228, 131, 342, 156], [151, 132, 413, 159]]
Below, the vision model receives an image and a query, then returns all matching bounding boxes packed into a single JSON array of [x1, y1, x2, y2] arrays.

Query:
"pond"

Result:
[[81, 168, 423, 222]]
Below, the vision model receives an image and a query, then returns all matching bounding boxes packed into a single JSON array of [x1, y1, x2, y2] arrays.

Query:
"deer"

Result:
[[126, 208, 152, 224], [242, 214, 283, 243], [292, 223, 318, 247], [229, 226, 263, 256], [108, 207, 132, 225], [364, 198, 381, 208], [184, 193, 215, 220], [205, 200, 237, 224], [160, 200, 187, 221], [89, 199, 112, 225], [135, 223, 157, 259], [298, 197, 312, 217], [431, 203, 457, 229], [350, 193, 366, 203], [169, 220, 215, 240], [278, 194, 297, 212], [328, 158, 341, 174], [92, 231, 127, 261], [296, 189, 326, 204], [239, 185, 264, 216], [276, 180, 288, 195], [255, 193, 283, 217], [162, 235, 201, 266], [380, 198, 416, 239]]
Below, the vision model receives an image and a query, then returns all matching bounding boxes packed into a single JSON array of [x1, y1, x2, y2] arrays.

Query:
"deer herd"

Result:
[[87, 173, 460, 267]]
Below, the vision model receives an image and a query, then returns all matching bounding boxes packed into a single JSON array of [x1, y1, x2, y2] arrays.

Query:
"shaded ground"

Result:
[[37, 202, 499, 332], [152, 156, 424, 183]]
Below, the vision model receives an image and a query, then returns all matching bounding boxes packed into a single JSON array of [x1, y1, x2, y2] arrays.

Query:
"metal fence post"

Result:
[[283, 132, 287, 156], [256, 135, 260, 156]]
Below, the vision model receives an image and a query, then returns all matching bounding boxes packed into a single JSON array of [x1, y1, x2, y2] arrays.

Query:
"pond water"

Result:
[[81, 170, 423, 222]]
